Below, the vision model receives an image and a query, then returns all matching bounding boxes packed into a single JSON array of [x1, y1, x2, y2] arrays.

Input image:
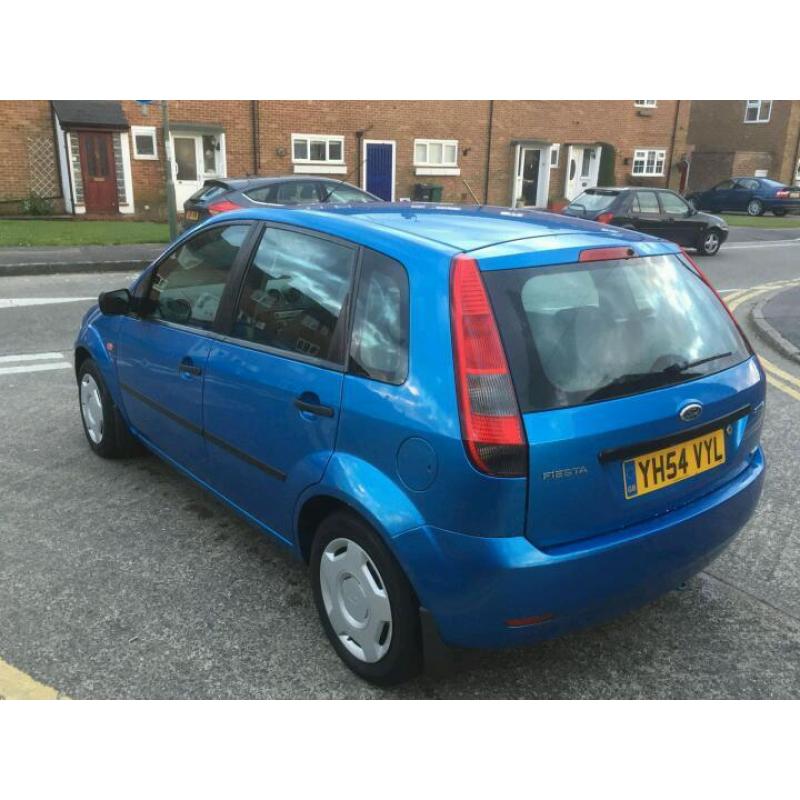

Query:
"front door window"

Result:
[[516, 147, 545, 208], [174, 137, 198, 181]]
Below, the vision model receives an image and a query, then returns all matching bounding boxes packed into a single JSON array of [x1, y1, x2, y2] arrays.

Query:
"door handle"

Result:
[[294, 397, 334, 417], [178, 358, 202, 377]]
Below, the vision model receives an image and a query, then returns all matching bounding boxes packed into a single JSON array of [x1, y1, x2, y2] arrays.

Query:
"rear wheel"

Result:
[[747, 199, 764, 216], [310, 510, 422, 686], [772, 208, 787, 217], [78, 359, 140, 458], [697, 228, 722, 256]]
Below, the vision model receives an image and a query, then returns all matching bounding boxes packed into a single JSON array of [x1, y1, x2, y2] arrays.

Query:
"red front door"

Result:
[[79, 131, 118, 214]]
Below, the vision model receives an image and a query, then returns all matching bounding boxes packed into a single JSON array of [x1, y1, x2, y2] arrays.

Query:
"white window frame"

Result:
[[634, 100, 658, 108], [631, 148, 667, 177], [795, 157, 800, 184], [131, 125, 158, 160], [414, 139, 459, 169], [549, 143, 560, 168], [744, 100, 772, 123], [291, 133, 345, 164]]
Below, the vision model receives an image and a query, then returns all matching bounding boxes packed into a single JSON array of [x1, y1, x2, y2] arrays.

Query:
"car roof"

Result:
[[209, 202, 677, 265], [214, 175, 357, 191]]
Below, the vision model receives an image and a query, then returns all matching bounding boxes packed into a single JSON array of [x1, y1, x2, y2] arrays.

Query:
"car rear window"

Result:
[[189, 184, 229, 203], [484, 254, 751, 412], [566, 190, 619, 213]]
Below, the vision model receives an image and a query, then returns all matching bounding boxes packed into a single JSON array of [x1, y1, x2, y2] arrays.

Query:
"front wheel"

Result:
[[310, 511, 422, 686], [78, 359, 140, 458], [747, 199, 764, 216], [697, 228, 722, 256]]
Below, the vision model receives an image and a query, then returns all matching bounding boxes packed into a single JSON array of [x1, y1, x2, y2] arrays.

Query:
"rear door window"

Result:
[[567, 190, 619, 213], [349, 249, 409, 384], [484, 254, 751, 412], [231, 226, 356, 363], [246, 185, 279, 203], [632, 191, 661, 214], [274, 181, 321, 204]]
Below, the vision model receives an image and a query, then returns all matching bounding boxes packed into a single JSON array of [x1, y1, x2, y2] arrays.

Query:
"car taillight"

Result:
[[596, 211, 614, 224], [207, 200, 242, 215], [776, 189, 790, 199], [450, 254, 527, 478], [681, 249, 754, 354]]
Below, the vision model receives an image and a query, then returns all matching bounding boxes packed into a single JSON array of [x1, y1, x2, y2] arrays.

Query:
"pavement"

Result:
[[0, 244, 163, 276], [2, 243, 800, 698], [752, 286, 800, 363]]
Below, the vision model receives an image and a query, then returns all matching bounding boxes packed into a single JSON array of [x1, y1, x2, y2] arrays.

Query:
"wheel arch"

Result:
[[293, 453, 425, 564]]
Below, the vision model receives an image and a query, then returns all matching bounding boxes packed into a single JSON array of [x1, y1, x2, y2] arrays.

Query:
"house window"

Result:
[[291, 134, 345, 164], [744, 100, 772, 123], [414, 139, 459, 167], [634, 100, 658, 108], [631, 149, 666, 177], [131, 126, 157, 160], [550, 143, 560, 168], [795, 158, 800, 184]]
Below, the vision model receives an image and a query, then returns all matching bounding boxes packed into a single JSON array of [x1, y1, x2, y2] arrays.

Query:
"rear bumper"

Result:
[[762, 199, 800, 212], [394, 447, 764, 649]]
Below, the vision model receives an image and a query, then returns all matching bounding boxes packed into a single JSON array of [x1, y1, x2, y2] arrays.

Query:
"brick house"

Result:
[[685, 100, 800, 191], [0, 100, 692, 219]]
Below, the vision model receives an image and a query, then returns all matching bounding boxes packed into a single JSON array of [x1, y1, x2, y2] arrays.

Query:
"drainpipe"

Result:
[[483, 100, 494, 203], [665, 99, 681, 189], [251, 100, 260, 175]]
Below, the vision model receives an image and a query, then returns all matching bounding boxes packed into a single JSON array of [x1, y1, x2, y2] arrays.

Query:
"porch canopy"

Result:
[[52, 101, 128, 130]]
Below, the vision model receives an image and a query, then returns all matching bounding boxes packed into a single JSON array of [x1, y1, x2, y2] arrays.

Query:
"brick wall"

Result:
[[255, 100, 491, 204], [0, 100, 65, 212], [687, 100, 800, 185], [0, 100, 696, 218]]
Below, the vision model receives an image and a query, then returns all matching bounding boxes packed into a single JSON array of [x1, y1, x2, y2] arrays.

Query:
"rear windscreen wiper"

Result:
[[661, 351, 733, 375]]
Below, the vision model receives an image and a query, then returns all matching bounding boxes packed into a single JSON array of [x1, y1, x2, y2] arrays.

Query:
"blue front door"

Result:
[[365, 142, 394, 200]]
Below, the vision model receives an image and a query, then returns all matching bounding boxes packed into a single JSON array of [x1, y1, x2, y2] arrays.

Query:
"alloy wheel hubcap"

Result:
[[319, 537, 392, 663], [748, 201, 761, 215], [80, 374, 104, 444], [705, 233, 720, 253]]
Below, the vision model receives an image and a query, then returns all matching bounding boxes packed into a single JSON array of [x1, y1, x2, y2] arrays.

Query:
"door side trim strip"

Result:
[[120, 382, 287, 482]]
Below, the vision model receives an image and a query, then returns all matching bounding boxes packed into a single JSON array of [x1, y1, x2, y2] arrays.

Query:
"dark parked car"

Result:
[[563, 187, 729, 256], [182, 176, 379, 231], [687, 177, 800, 217]]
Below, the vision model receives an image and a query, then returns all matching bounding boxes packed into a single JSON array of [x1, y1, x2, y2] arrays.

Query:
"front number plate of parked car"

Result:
[[186, 211, 199, 220], [623, 429, 726, 500], [790, 192, 800, 199]]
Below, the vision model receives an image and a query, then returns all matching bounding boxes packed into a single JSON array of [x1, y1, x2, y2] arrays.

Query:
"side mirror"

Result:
[[98, 288, 131, 316]]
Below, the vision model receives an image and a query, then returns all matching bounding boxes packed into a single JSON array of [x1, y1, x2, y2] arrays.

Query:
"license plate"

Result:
[[185, 210, 199, 221], [790, 192, 800, 199], [623, 429, 725, 499]]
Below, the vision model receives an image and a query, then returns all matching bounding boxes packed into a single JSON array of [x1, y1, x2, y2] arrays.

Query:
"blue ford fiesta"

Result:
[[75, 203, 766, 685]]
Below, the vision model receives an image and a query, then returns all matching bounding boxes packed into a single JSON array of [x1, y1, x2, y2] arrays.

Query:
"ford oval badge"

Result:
[[680, 402, 703, 422]]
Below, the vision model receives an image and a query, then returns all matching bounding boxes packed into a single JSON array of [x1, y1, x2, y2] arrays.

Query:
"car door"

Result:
[[657, 190, 699, 247], [731, 178, 757, 211], [706, 179, 736, 212], [116, 222, 255, 477], [202, 223, 358, 541], [628, 190, 664, 238]]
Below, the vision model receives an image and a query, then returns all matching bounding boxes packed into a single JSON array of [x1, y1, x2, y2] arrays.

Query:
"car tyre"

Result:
[[310, 510, 422, 686], [697, 228, 722, 256], [772, 208, 787, 217], [78, 358, 140, 458], [747, 199, 764, 216]]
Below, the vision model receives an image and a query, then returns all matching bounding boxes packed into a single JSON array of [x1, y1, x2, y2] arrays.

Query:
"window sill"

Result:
[[293, 164, 347, 174], [414, 167, 460, 176], [133, 154, 159, 161]]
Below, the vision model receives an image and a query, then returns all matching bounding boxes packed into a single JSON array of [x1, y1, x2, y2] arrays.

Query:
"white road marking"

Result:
[[724, 240, 800, 250], [0, 351, 67, 364], [0, 362, 72, 376], [0, 297, 95, 309]]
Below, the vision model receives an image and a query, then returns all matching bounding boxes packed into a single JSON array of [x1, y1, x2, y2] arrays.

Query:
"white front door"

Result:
[[566, 145, 601, 200], [170, 132, 227, 210], [513, 145, 550, 208]]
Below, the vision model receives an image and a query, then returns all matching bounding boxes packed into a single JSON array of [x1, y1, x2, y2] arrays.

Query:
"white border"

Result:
[[744, 99, 772, 123], [130, 125, 158, 160], [291, 133, 345, 165]]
